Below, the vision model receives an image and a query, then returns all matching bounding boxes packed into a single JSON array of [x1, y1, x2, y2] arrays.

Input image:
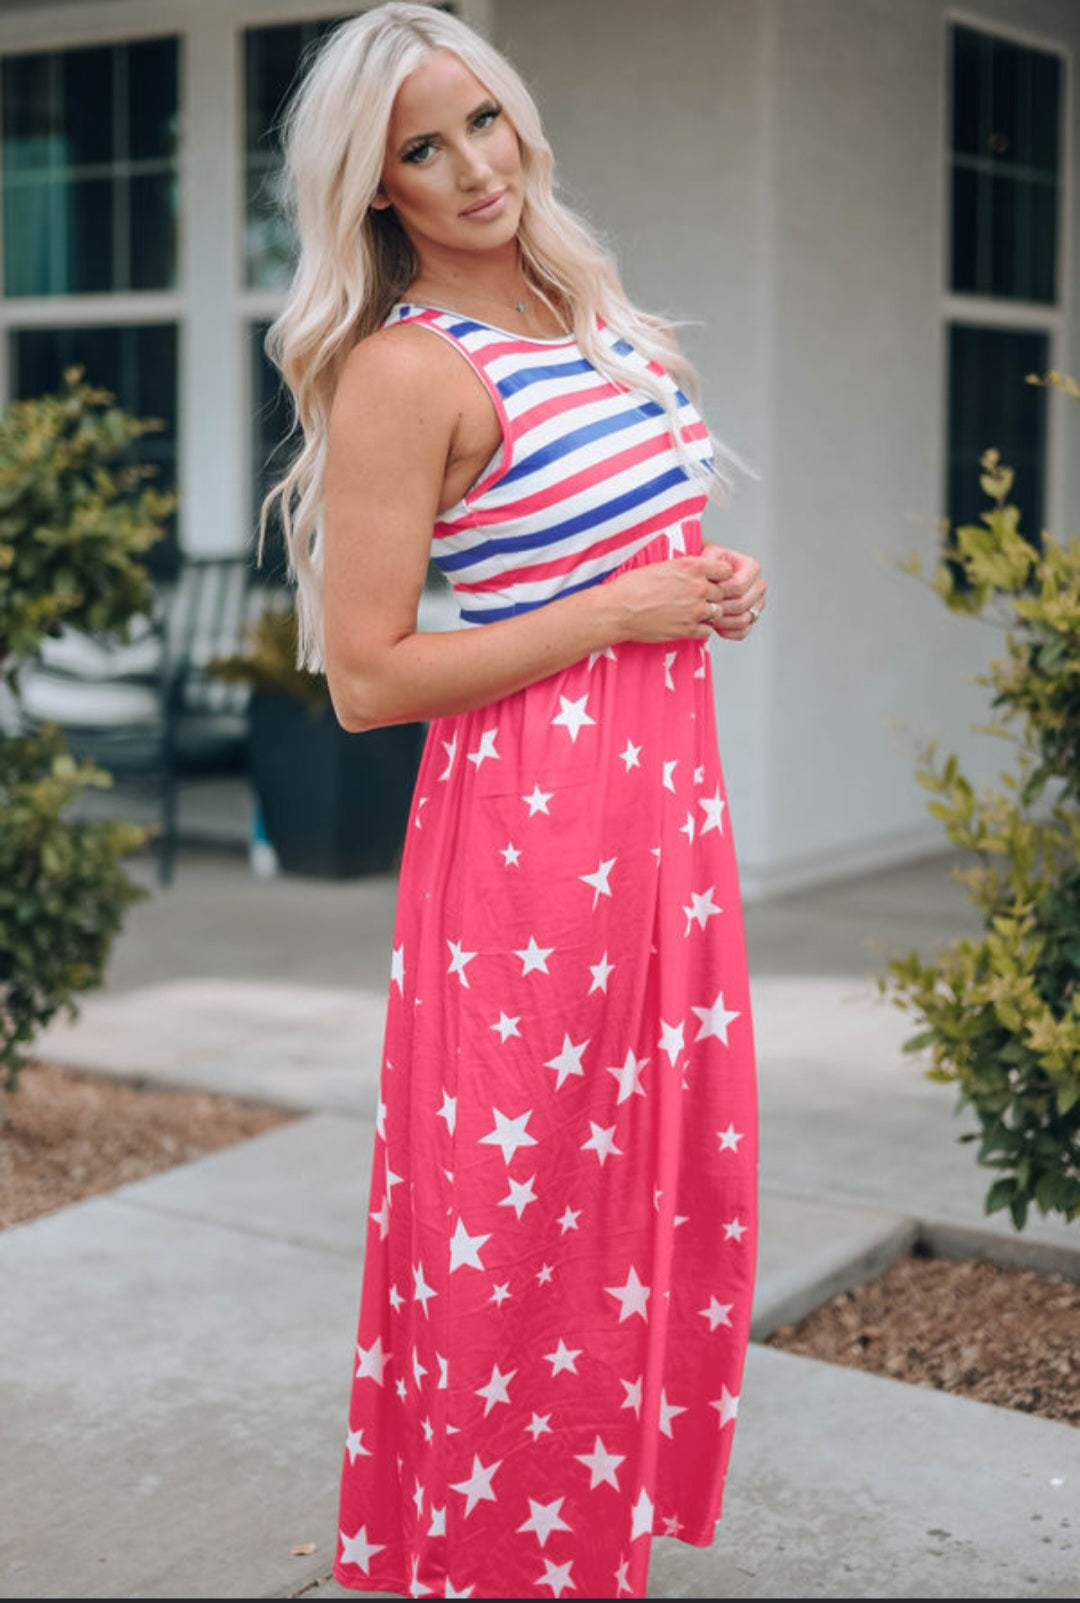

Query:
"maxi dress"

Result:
[[334, 304, 758, 1601]]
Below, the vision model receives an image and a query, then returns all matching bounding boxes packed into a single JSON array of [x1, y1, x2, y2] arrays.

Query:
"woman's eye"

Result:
[[403, 140, 435, 165], [473, 106, 500, 131]]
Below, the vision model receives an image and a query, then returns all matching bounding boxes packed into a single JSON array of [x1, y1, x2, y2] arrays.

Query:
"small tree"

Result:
[[884, 373, 1080, 1228], [0, 370, 174, 1100]]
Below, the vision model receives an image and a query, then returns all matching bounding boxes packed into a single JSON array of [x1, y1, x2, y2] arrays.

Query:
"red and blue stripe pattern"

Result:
[[384, 304, 713, 625]]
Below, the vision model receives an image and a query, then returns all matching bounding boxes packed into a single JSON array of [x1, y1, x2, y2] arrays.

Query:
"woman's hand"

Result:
[[707, 543, 766, 641], [607, 551, 734, 644]]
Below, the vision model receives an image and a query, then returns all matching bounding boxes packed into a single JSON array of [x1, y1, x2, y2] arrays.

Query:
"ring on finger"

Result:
[[708, 601, 719, 621], [748, 605, 762, 623]]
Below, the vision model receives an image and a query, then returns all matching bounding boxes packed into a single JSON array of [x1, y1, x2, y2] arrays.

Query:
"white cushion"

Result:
[[39, 619, 163, 680], [20, 671, 161, 727]]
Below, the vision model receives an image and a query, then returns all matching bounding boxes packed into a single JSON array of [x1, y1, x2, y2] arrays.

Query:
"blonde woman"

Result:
[[268, 5, 764, 1597]]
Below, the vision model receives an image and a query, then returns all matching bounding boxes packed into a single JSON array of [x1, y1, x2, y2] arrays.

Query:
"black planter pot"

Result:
[[249, 690, 423, 878]]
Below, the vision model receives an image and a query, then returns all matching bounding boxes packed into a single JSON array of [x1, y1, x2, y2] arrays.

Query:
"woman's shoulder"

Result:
[[334, 316, 468, 415]]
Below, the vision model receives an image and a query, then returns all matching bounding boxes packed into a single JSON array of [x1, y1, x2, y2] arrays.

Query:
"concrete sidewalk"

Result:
[[2, 851, 1079, 1599]]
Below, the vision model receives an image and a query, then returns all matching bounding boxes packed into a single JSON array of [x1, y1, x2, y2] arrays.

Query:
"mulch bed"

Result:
[[0, 1060, 294, 1231], [767, 1249, 1080, 1427]]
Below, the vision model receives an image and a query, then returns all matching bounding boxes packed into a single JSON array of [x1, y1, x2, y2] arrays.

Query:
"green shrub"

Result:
[[884, 374, 1080, 1228], [209, 600, 330, 713]]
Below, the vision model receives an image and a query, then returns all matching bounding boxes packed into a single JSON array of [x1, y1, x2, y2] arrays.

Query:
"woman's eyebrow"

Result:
[[396, 99, 495, 157]]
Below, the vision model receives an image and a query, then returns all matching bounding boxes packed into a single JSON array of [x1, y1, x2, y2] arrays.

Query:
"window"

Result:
[[1, 38, 180, 297], [250, 321, 293, 585], [946, 325, 1049, 538]]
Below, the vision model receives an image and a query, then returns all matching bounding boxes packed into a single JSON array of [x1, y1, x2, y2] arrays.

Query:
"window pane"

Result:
[[951, 27, 982, 157], [3, 178, 56, 294], [1030, 50, 1062, 175], [129, 172, 179, 290], [950, 165, 979, 294], [250, 319, 293, 585], [2, 52, 57, 172], [10, 323, 180, 574], [128, 37, 179, 161], [947, 324, 1048, 542], [60, 45, 113, 168], [66, 175, 114, 293], [989, 36, 1022, 165], [1028, 182, 1058, 304], [989, 173, 1020, 299]]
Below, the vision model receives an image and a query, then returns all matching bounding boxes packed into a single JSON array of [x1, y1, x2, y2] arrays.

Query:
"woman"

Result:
[[267, 6, 764, 1597]]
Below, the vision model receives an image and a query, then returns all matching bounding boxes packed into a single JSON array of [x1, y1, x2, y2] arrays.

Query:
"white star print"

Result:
[[437, 1353, 448, 1388], [699, 1296, 734, 1331], [575, 1435, 625, 1491], [436, 1090, 457, 1135], [422, 1416, 434, 1444], [499, 1174, 538, 1219], [712, 1385, 740, 1427], [579, 855, 616, 908], [388, 1284, 404, 1313], [588, 952, 615, 994], [500, 841, 522, 866], [557, 1204, 581, 1233], [411, 1347, 427, 1387], [581, 1121, 622, 1165], [412, 1262, 436, 1317], [620, 1376, 642, 1417], [475, 1362, 516, 1416], [694, 764, 705, 785], [395, 1377, 407, 1400], [536, 1262, 554, 1285], [658, 1389, 687, 1437], [412, 1476, 424, 1516], [662, 1515, 684, 1537], [544, 1338, 582, 1376], [658, 1018, 685, 1067], [679, 810, 696, 843], [437, 737, 457, 781], [523, 783, 553, 816], [699, 786, 725, 834], [723, 1216, 748, 1242], [490, 1282, 511, 1307], [426, 1505, 444, 1537], [525, 1412, 552, 1441], [551, 693, 595, 742], [514, 936, 554, 976], [620, 738, 642, 771], [446, 938, 477, 988], [691, 989, 741, 1044], [606, 1048, 647, 1104], [615, 1557, 631, 1595], [491, 1011, 522, 1042], [369, 1196, 389, 1240], [384, 1156, 403, 1203], [717, 1123, 743, 1152], [479, 1107, 537, 1165], [355, 1335, 389, 1386], [339, 1524, 385, 1572], [450, 1455, 501, 1516], [588, 645, 618, 668], [683, 885, 722, 935], [376, 1099, 387, 1141], [545, 1033, 588, 1089], [630, 1489, 654, 1540], [466, 727, 499, 768], [391, 944, 404, 993], [444, 1581, 475, 1598], [604, 1265, 650, 1322], [662, 759, 678, 792], [449, 1218, 491, 1272], [345, 1426, 370, 1464], [536, 1557, 576, 1598], [663, 651, 677, 691], [518, 1496, 572, 1548]]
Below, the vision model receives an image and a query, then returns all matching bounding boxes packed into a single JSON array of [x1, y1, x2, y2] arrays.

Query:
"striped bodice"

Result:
[[384, 303, 713, 626]]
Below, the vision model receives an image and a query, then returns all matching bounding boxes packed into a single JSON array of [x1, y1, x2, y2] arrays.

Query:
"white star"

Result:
[[447, 937, 477, 988], [694, 764, 705, 785], [662, 759, 678, 792], [491, 1011, 522, 1042], [582, 1120, 622, 1165], [411, 1346, 427, 1387], [699, 1296, 734, 1331], [711, 1385, 740, 1427], [536, 1557, 576, 1598], [679, 810, 696, 844], [450, 1454, 501, 1516], [355, 1335, 389, 1385], [412, 1261, 436, 1317], [414, 797, 428, 832], [395, 1377, 407, 1399], [523, 783, 553, 816], [428, 1504, 445, 1536], [444, 1581, 475, 1598], [604, 1264, 650, 1323], [514, 936, 554, 976], [384, 1156, 403, 1203], [490, 1281, 511, 1307], [345, 1426, 370, 1464], [437, 736, 457, 781], [544, 1338, 582, 1376], [691, 990, 741, 1044], [620, 738, 641, 771], [579, 855, 616, 908], [412, 1475, 425, 1515], [479, 1106, 537, 1165], [588, 952, 615, 994], [588, 645, 618, 668], [536, 1262, 554, 1285], [475, 1362, 516, 1416], [723, 1216, 748, 1242], [525, 1411, 552, 1441], [662, 1514, 684, 1537], [663, 651, 677, 691], [699, 786, 726, 834], [683, 886, 722, 935], [466, 727, 499, 768], [552, 693, 595, 743], [437, 1353, 448, 1388], [557, 1204, 581, 1233], [717, 1123, 743, 1152], [658, 1018, 685, 1066], [437, 1089, 457, 1135], [500, 841, 522, 866], [574, 1435, 625, 1491], [606, 1048, 647, 1104], [376, 1098, 387, 1141], [545, 1033, 588, 1089], [369, 1195, 389, 1240], [339, 1524, 385, 1572], [422, 1416, 434, 1444], [388, 1283, 404, 1313], [391, 944, 405, 993], [620, 1376, 643, 1417], [449, 1218, 491, 1272], [615, 1557, 631, 1596], [658, 1389, 687, 1437], [499, 1173, 538, 1219], [518, 1496, 572, 1548], [630, 1489, 654, 1541]]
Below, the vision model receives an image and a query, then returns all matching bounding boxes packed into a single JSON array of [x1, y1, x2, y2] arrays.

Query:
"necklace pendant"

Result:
[[515, 300, 525, 314]]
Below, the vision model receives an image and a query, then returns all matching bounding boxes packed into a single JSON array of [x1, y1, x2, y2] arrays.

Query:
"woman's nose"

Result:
[[455, 144, 493, 189]]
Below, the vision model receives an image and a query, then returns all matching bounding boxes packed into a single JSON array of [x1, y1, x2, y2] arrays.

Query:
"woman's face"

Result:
[[373, 50, 524, 261]]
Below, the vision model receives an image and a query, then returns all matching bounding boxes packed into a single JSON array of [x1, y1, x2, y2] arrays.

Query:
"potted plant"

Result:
[[210, 601, 423, 877]]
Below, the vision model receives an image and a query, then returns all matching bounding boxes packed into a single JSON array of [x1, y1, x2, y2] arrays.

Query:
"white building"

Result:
[[0, 0, 1075, 898]]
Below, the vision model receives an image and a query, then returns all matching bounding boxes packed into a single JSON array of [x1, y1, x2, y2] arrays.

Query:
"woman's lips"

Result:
[[460, 189, 507, 219]]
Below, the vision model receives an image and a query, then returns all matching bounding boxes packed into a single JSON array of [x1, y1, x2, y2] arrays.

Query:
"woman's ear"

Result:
[[370, 189, 392, 212]]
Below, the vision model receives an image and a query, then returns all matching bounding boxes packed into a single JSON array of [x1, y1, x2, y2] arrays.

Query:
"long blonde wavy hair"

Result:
[[265, 1, 738, 670]]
